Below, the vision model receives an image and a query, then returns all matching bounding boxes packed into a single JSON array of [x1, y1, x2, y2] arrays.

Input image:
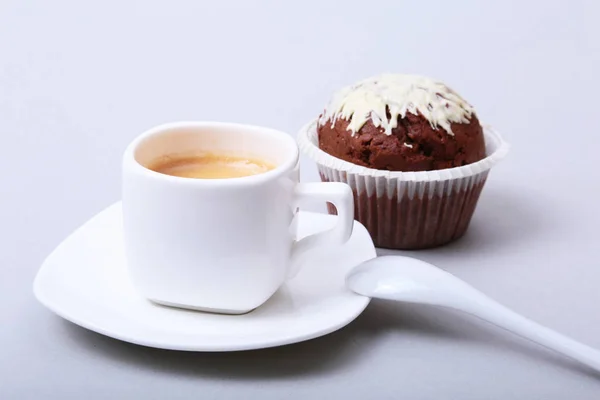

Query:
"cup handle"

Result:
[[287, 182, 354, 279]]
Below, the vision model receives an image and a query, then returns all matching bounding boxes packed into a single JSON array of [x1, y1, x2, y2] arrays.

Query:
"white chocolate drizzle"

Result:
[[319, 74, 475, 136]]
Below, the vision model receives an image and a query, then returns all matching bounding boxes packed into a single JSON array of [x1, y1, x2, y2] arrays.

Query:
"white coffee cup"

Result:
[[122, 121, 354, 314]]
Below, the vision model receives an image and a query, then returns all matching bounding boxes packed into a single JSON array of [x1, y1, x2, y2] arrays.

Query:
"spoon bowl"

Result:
[[346, 256, 485, 310]]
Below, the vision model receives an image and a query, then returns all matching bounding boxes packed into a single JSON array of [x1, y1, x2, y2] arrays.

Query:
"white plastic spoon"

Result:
[[346, 256, 600, 372]]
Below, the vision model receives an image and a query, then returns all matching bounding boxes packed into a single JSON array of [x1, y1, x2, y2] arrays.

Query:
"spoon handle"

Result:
[[464, 297, 600, 372]]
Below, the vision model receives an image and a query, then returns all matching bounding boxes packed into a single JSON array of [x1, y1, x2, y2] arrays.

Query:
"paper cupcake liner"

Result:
[[297, 120, 509, 249]]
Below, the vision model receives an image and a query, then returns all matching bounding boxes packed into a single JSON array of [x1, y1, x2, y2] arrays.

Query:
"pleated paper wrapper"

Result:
[[297, 120, 509, 249]]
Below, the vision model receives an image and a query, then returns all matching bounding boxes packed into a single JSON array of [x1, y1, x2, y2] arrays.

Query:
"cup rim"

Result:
[[123, 121, 299, 186], [297, 119, 510, 182]]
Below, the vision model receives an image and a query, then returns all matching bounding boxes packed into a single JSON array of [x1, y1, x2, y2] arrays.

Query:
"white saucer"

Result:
[[34, 203, 376, 351]]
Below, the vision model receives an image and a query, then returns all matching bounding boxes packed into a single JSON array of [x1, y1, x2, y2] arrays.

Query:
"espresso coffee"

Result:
[[148, 154, 275, 179]]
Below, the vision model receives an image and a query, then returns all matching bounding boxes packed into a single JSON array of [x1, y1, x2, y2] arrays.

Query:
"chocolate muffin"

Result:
[[297, 74, 508, 249], [318, 74, 486, 172]]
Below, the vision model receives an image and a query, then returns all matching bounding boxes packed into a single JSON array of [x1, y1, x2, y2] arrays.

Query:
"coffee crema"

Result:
[[148, 154, 275, 179]]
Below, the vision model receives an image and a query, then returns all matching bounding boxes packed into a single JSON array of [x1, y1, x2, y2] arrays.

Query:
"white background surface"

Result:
[[2, 0, 600, 399]]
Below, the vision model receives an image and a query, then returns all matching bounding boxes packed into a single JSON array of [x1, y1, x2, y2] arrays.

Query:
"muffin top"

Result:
[[317, 74, 486, 172]]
